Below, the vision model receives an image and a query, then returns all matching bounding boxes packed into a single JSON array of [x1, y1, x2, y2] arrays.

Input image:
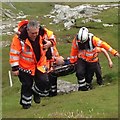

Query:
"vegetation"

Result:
[[2, 2, 119, 119]]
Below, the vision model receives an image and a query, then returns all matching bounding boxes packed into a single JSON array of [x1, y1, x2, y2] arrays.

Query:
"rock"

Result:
[[82, 18, 102, 24], [0, 41, 11, 48], [57, 80, 78, 94], [64, 19, 75, 30], [46, 3, 119, 29], [103, 24, 113, 27]]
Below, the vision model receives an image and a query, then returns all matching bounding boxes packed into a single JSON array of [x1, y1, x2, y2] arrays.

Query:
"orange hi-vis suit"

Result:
[[9, 25, 56, 107], [70, 33, 118, 91], [10, 27, 56, 75], [70, 33, 118, 63], [10, 34, 47, 75]]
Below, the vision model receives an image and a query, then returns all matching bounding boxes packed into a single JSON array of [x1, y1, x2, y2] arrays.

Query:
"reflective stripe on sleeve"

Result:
[[10, 55, 19, 60], [10, 49, 20, 54], [11, 62, 19, 67]]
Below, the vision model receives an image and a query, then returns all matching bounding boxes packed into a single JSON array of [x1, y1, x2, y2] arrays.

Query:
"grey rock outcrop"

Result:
[[57, 80, 78, 94], [45, 4, 119, 29]]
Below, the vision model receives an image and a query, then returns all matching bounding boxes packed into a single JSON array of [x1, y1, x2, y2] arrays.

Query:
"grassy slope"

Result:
[[2, 85, 118, 118], [2, 2, 119, 118]]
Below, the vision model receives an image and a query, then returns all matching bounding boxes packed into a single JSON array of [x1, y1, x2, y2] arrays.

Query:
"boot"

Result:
[[49, 90, 57, 97], [33, 92, 41, 104], [22, 104, 31, 109], [78, 85, 89, 91], [86, 83, 93, 90]]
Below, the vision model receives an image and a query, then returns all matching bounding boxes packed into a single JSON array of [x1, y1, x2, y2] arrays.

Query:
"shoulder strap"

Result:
[[75, 34, 79, 46], [39, 26, 46, 37], [88, 33, 94, 51]]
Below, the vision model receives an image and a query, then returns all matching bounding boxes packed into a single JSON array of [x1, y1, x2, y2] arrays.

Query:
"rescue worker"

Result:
[[9, 20, 56, 109], [15, 19, 64, 97], [70, 27, 120, 91]]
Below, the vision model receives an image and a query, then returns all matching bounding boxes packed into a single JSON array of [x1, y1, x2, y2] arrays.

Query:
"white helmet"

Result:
[[77, 27, 89, 43]]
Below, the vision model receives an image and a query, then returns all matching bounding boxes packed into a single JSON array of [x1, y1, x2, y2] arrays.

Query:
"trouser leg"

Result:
[[32, 69, 50, 97], [85, 61, 102, 89], [85, 62, 97, 84], [48, 73, 57, 97], [95, 62, 103, 85], [85, 62, 98, 89], [76, 59, 88, 91], [18, 70, 33, 107]]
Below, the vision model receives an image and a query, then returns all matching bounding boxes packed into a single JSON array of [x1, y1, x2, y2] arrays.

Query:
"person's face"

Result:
[[27, 27, 39, 41]]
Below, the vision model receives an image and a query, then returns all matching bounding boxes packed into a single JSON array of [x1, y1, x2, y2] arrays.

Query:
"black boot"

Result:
[[78, 85, 89, 91], [49, 90, 57, 97], [20, 98, 31, 109], [33, 92, 41, 104], [97, 80, 104, 86], [86, 83, 93, 90], [22, 104, 31, 109]]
